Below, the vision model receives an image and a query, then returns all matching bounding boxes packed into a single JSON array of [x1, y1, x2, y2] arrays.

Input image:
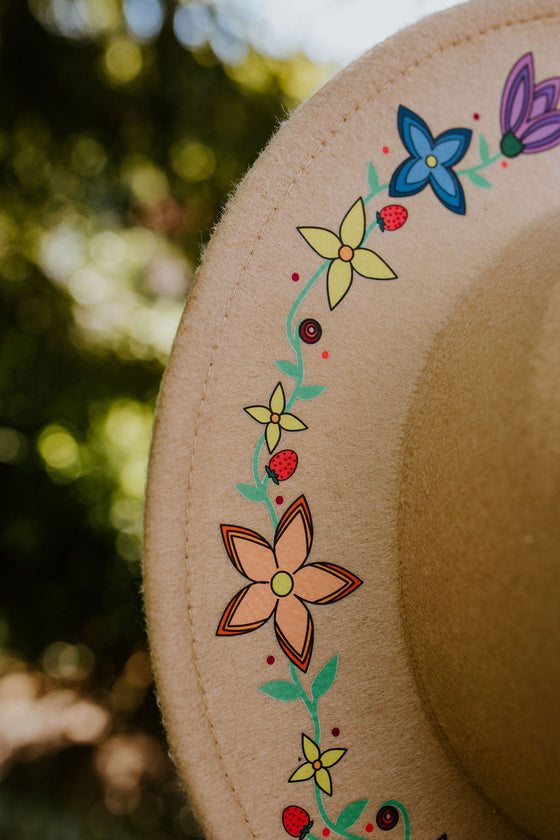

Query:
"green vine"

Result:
[[236, 163, 389, 526], [260, 656, 410, 840], [235, 133, 500, 527]]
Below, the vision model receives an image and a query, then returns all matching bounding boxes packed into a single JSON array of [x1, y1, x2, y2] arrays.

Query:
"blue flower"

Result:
[[389, 106, 472, 215]]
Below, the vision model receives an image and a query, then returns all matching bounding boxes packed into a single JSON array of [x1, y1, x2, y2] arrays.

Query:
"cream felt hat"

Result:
[[143, 2, 560, 840]]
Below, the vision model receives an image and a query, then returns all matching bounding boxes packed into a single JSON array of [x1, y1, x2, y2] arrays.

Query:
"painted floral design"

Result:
[[298, 198, 396, 310], [389, 106, 471, 214], [500, 52, 560, 157], [245, 382, 307, 453], [289, 734, 346, 796], [261, 657, 412, 838], [376, 205, 408, 232], [282, 805, 314, 838], [217, 50, 559, 840], [216, 496, 362, 671]]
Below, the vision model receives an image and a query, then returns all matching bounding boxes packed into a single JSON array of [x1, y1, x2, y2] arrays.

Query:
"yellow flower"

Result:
[[289, 734, 346, 796], [244, 382, 307, 453], [298, 197, 396, 309]]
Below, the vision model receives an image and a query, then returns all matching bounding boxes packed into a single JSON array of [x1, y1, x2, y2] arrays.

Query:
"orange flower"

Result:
[[216, 496, 362, 671]]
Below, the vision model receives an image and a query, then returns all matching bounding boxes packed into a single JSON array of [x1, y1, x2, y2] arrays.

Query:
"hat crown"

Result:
[[400, 214, 560, 840]]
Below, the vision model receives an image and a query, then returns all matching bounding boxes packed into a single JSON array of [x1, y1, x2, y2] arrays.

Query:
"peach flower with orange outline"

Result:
[[216, 496, 362, 671]]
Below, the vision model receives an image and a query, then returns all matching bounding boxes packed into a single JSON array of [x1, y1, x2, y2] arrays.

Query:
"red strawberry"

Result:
[[266, 450, 298, 484], [376, 205, 408, 232], [282, 806, 313, 839]]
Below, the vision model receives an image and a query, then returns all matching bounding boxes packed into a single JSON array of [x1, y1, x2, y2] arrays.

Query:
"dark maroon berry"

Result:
[[376, 805, 399, 830], [299, 319, 322, 344]]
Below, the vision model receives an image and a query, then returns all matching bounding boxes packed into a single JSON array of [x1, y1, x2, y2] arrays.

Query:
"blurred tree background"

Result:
[[0, 1, 332, 836]]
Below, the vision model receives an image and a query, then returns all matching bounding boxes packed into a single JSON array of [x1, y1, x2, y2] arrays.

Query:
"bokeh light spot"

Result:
[[173, 3, 212, 50], [104, 38, 143, 84], [71, 135, 107, 177], [90, 231, 127, 270], [104, 776, 141, 816], [42, 641, 95, 680], [65, 700, 110, 743], [123, 156, 169, 201], [227, 51, 272, 93], [171, 141, 216, 183], [68, 267, 110, 305], [0, 427, 26, 463], [37, 425, 82, 479], [41, 226, 87, 283], [124, 0, 164, 41]]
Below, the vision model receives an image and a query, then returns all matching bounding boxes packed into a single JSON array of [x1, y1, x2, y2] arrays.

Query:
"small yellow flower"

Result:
[[244, 382, 307, 453], [298, 197, 396, 309], [288, 734, 346, 796]]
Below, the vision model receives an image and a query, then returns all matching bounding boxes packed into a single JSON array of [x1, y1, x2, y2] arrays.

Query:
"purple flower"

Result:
[[500, 53, 560, 157]]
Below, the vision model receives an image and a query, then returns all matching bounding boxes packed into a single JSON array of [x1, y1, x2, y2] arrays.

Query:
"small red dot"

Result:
[[292, 272, 300, 282], [382, 146, 389, 154], [322, 830, 330, 838], [501, 161, 508, 168], [473, 113, 480, 120], [267, 655, 275, 665], [276, 495, 284, 505], [321, 350, 329, 359], [365, 824, 374, 833], [331, 727, 340, 737]]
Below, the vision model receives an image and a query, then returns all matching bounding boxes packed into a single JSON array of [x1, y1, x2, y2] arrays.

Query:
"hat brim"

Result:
[[144, 2, 560, 839]]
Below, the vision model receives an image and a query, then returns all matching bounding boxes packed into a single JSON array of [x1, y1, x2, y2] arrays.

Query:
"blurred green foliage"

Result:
[[0, 1, 332, 836]]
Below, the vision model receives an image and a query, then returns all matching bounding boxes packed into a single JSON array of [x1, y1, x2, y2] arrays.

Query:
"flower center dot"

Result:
[[426, 154, 438, 168], [271, 571, 293, 597], [338, 245, 354, 262], [313, 760, 322, 770], [270, 413, 280, 423]]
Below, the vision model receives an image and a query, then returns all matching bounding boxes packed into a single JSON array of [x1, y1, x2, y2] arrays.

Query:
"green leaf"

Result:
[[235, 483, 264, 502], [275, 360, 300, 379], [311, 654, 338, 700], [336, 800, 369, 831], [258, 680, 302, 701], [478, 134, 490, 163], [367, 161, 379, 193], [297, 384, 326, 400], [467, 171, 492, 188]]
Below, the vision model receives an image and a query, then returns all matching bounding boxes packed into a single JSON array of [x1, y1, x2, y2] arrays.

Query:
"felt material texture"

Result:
[[143, 2, 560, 839], [399, 215, 560, 839]]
